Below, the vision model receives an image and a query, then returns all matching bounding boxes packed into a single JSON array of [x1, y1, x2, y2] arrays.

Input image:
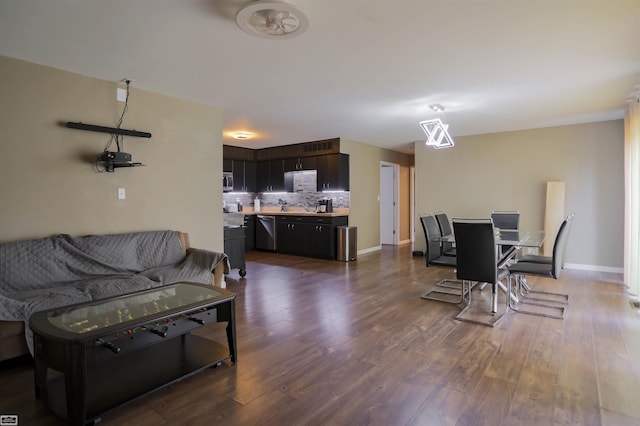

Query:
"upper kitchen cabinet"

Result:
[[223, 145, 256, 192], [256, 159, 286, 192], [255, 146, 284, 161], [284, 156, 317, 172], [223, 159, 233, 173], [232, 160, 256, 193], [316, 153, 349, 191], [223, 145, 255, 161]]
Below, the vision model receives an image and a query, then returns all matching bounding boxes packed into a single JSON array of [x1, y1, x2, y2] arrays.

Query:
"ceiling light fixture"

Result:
[[429, 104, 445, 112], [236, 1, 309, 39], [419, 118, 455, 149], [231, 131, 254, 140]]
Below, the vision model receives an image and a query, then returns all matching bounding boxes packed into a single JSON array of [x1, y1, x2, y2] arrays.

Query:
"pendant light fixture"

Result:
[[420, 104, 454, 149]]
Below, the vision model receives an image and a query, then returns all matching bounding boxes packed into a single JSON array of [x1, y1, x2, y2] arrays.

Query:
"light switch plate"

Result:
[[118, 188, 126, 200]]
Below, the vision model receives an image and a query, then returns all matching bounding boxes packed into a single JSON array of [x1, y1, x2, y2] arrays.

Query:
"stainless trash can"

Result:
[[337, 226, 357, 262]]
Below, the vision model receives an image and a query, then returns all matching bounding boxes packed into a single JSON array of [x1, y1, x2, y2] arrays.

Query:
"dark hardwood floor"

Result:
[[2, 244, 640, 426]]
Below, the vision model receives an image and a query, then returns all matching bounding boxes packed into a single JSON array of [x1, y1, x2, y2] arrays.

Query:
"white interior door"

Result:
[[380, 163, 398, 245]]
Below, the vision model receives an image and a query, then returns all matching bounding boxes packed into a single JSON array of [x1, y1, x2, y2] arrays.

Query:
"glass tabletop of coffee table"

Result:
[[43, 282, 232, 336]]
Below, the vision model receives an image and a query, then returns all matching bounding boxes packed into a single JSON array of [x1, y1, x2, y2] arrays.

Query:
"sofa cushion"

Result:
[[0, 231, 185, 293]]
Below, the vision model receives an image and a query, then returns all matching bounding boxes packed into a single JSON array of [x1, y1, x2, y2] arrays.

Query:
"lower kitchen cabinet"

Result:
[[306, 223, 334, 259], [276, 216, 307, 255], [276, 215, 348, 260]]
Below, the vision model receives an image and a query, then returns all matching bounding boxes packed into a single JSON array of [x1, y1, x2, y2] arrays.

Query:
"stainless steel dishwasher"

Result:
[[256, 215, 277, 251]]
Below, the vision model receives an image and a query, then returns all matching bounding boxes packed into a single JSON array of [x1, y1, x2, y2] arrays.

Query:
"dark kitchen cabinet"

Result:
[[306, 222, 333, 259], [276, 216, 307, 255], [223, 145, 256, 162], [256, 160, 285, 192], [316, 154, 349, 191], [284, 156, 317, 172], [255, 146, 284, 161], [306, 215, 348, 259], [276, 215, 348, 260], [223, 159, 233, 173], [231, 160, 256, 192]]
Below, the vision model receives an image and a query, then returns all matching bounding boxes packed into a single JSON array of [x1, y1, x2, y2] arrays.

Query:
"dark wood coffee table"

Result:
[[29, 282, 236, 426]]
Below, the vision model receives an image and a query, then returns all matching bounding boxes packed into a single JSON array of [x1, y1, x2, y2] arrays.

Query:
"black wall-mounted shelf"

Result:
[[66, 121, 152, 138]]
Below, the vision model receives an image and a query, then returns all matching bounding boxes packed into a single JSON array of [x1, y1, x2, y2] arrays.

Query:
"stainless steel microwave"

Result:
[[223, 172, 233, 192]]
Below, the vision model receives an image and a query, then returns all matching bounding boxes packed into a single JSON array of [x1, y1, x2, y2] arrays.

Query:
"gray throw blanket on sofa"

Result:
[[0, 230, 228, 354]]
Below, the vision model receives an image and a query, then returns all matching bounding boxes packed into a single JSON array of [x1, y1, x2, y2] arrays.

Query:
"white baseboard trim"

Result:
[[358, 245, 382, 255], [565, 263, 623, 274], [399, 239, 411, 246]]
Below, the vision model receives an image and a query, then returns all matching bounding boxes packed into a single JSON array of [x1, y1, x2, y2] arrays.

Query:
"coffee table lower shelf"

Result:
[[43, 335, 230, 424]]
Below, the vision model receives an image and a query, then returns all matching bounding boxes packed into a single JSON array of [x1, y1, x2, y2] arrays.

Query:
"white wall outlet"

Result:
[[117, 88, 127, 102], [118, 188, 126, 200]]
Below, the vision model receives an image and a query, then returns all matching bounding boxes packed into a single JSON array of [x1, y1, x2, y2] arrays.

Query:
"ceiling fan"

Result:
[[236, 0, 309, 39]]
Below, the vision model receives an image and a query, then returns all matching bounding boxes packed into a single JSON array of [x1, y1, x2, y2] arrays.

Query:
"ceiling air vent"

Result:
[[236, 1, 309, 39]]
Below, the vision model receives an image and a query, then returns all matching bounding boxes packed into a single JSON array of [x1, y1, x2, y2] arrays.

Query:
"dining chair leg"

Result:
[[454, 280, 507, 327], [422, 278, 467, 304], [435, 278, 463, 290], [508, 275, 565, 319], [491, 283, 498, 314], [519, 278, 569, 305], [498, 280, 520, 305]]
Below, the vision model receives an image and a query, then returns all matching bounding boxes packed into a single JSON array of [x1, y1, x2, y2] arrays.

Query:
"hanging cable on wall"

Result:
[[101, 79, 131, 162]]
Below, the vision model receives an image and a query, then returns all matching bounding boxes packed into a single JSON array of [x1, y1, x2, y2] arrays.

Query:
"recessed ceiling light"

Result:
[[429, 104, 445, 112]]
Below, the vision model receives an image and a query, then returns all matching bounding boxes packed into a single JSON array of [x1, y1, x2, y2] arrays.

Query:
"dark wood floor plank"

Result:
[[455, 375, 515, 426], [553, 342, 602, 425], [482, 313, 537, 384], [504, 369, 558, 425], [407, 383, 468, 426]]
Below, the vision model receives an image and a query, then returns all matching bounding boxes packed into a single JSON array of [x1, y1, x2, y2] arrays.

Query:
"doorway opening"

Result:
[[380, 162, 399, 245]]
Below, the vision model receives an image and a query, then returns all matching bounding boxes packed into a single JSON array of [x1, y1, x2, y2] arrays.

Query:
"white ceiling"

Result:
[[1, 0, 639, 153]]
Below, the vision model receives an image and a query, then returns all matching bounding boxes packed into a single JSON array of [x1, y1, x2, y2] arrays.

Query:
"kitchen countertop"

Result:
[[228, 207, 349, 217]]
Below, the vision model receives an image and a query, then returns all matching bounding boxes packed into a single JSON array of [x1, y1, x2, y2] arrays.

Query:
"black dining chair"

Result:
[[491, 210, 519, 257], [506, 216, 570, 319], [518, 213, 574, 269], [452, 218, 509, 326], [435, 212, 456, 257], [491, 210, 519, 229], [419, 214, 463, 304]]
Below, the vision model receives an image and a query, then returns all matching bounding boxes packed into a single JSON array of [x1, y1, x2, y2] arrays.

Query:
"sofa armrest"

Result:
[[184, 245, 230, 289], [175, 231, 190, 256], [213, 261, 227, 288]]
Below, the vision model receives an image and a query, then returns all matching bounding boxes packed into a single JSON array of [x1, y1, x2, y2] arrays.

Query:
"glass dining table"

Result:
[[440, 228, 545, 317], [440, 229, 545, 251]]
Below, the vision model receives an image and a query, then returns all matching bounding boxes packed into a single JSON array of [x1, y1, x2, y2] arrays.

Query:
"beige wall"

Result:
[[0, 56, 224, 251], [340, 138, 413, 251], [414, 120, 625, 270]]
